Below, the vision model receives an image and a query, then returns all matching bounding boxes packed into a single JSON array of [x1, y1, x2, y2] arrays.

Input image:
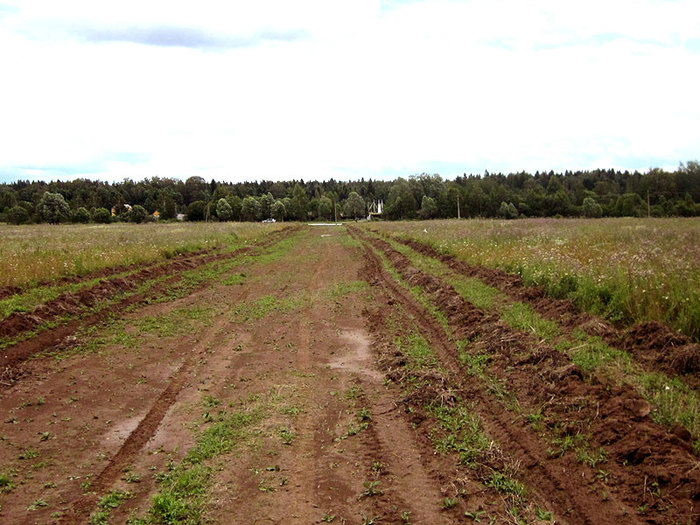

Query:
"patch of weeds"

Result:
[[0, 472, 14, 493], [442, 496, 458, 509], [277, 405, 301, 417], [464, 509, 486, 522], [90, 490, 133, 524], [526, 410, 543, 432], [144, 406, 264, 524], [329, 280, 368, 297], [19, 448, 39, 460], [458, 347, 489, 376], [232, 292, 306, 321], [223, 272, 246, 286], [27, 499, 48, 510], [345, 385, 362, 400], [201, 394, 221, 408], [321, 512, 336, 522], [394, 333, 437, 370], [562, 330, 630, 373], [535, 507, 554, 521], [576, 446, 607, 468], [451, 277, 502, 311], [636, 373, 700, 449], [279, 427, 295, 445], [427, 403, 491, 467], [357, 407, 371, 422], [484, 471, 525, 497], [124, 472, 142, 483]]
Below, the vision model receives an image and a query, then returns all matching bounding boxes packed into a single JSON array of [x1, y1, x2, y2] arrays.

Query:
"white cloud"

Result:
[[0, 0, 698, 183]]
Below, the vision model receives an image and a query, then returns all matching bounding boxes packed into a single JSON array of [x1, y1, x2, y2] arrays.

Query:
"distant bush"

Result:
[[92, 207, 112, 224], [7, 205, 30, 225], [129, 205, 148, 224], [38, 192, 70, 224], [72, 207, 91, 224], [187, 201, 206, 221]]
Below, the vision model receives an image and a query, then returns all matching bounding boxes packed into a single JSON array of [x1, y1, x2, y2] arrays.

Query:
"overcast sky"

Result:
[[1, 0, 698, 184]]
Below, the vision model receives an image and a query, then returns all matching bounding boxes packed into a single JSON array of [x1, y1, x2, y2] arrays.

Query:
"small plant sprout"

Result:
[[442, 497, 457, 509], [359, 480, 382, 499]]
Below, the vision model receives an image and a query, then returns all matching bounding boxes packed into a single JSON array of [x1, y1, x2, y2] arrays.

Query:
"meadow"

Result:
[[369, 218, 700, 340], [0, 222, 285, 290]]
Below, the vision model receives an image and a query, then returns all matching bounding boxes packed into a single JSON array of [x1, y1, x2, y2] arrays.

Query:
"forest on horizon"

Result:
[[1, 162, 699, 224]]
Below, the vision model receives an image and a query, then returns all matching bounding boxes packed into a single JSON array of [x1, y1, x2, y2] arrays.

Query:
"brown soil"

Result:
[[0, 227, 463, 525], [1, 225, 698, 525]]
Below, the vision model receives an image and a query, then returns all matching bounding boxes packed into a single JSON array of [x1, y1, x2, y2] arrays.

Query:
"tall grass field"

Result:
[[369, 218, 700, 341], [0, 222, 285, 290]]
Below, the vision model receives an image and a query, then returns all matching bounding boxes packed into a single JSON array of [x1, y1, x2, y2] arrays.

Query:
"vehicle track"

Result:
[[352, 227, 682, 524]]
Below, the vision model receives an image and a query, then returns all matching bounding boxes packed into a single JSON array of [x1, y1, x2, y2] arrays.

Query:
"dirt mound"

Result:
[[623, 322, 700, 377]]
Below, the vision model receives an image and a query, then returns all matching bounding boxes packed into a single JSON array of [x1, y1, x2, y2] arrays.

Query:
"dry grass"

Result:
[[367, 218, 700, 340], [0, 222, 287, 290]]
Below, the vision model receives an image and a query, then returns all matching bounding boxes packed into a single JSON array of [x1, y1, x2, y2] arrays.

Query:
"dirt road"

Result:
[[0, 225, 697, 524]]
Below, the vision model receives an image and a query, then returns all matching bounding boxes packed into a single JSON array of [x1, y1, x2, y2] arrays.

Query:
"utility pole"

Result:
[[334, 201, 338, 223], [457, 194, 461, 220]]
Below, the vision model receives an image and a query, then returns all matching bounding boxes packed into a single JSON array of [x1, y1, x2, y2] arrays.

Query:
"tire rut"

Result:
[[351, 227, 644, 525]]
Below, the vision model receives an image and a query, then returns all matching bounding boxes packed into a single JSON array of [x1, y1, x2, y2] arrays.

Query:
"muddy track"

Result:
[[61, 314, 229, 524], [385, 232, 700, 389], [352, 229, 622, 524], [0, 226, 299, 373], [352, 227, 700, 525], [57, 227, 300, 523]]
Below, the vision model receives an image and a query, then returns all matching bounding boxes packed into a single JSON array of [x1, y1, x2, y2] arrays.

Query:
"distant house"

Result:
[[176, 213, 185, 221], [368, 200, 384, 220], [152, 211, 160, 220]]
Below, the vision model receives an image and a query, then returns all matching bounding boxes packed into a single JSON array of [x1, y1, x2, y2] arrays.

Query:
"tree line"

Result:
[[1, 162, 698, 224]]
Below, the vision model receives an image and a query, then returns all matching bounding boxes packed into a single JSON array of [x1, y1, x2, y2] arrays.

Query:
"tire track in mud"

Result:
[[58, 235, 286, 523], [389, 233, 700, 388], [0, 227, 299, 372], [351, 228, 641, 525], [62, 311, 234, 523], [353, 227, 700, 525], [1, 227, 297, 522]]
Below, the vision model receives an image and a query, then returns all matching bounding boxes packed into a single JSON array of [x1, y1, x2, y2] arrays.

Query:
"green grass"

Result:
[[500, 302, 560, 341], [232, 292, 308, 321], [90, 490, 133, 524], [0, 222, 287, 290], [427, 402, 491, 467], [394, 333, 437, 370], [329, 280, 369, 297], [143, 407, 264, 524], [366, 218, 700, 341]]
